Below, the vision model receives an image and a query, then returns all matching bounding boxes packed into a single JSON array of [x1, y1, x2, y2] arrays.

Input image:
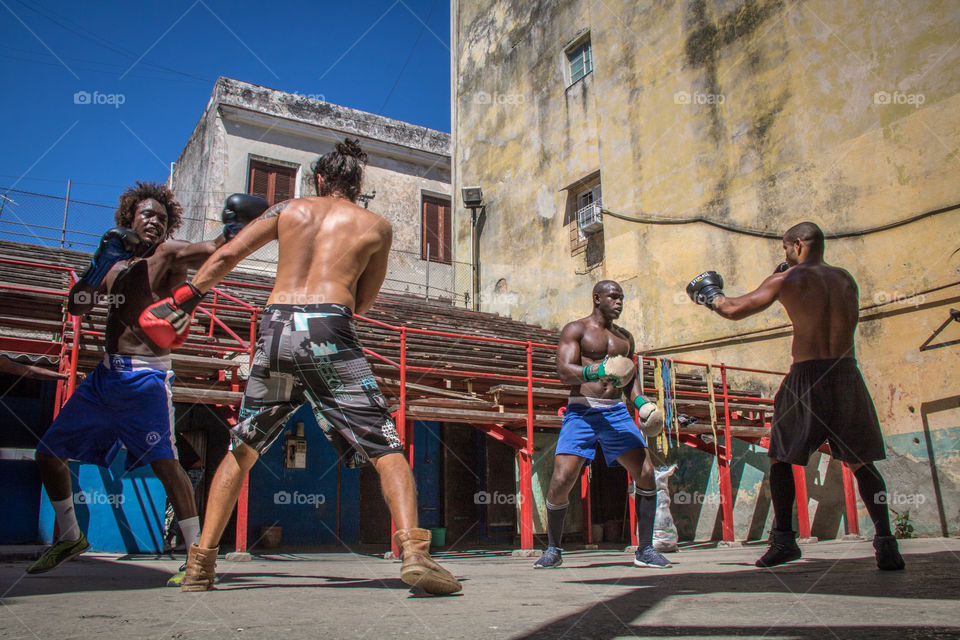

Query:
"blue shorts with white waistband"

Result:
[[36, 355, 177, 471], [556, 402, 647, 467]]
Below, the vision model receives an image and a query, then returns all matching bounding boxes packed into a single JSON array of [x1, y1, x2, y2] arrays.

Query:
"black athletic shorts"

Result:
[[231, 304, 402, 468], [769, 358, 886, 466]]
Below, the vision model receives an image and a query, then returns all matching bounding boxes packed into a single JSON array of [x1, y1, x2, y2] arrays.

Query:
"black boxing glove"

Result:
[[222, 193, 269, 240], [686, 271, 725, 309], [774, 262, 790, 273], [79, 227, 142, 289]]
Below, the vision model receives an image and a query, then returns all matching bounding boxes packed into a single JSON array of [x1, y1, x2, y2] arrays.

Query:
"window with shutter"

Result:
[[248, 160, 298, 206], [421, 195, 452, 264], [565, 37, 593, 85]]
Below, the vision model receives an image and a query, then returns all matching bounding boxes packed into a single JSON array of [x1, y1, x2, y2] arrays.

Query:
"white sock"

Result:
[[178, 516, 201, 548], [51, 497, 80, 542]]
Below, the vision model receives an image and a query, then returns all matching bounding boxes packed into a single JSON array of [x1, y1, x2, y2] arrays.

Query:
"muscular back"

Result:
[[268, 196, 391, 311], [778, 262, 859, 362]]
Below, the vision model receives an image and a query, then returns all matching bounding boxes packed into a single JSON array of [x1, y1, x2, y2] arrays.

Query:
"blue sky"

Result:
[[0, 0, 450, 235]]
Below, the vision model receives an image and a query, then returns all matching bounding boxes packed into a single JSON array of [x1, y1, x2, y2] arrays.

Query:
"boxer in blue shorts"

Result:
[[28, 184, 264, 583], [534, 280, 671, 570]]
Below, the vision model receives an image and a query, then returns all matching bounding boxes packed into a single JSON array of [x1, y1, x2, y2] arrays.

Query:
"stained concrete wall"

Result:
[[171, 77, 453, 279], [454, 0, 960, 539]]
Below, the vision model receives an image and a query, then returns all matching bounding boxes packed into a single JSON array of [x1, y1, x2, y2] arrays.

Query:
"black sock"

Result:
[[546, 501, 568, 548], [769, 462, 796, 532], [854, 464, 892, 537], [636, 488, 657, 549]]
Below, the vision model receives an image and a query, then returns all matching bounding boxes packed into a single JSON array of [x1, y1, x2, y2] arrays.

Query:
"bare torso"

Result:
[[267, 196, 390, 310], [562, 317, 633, 400], [778, 262, 860, 362], [104, 243, 190, 356]]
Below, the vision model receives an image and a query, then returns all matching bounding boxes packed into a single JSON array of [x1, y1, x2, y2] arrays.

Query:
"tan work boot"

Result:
[[394, 528, 461, 595], [180, 543, 218, 592]]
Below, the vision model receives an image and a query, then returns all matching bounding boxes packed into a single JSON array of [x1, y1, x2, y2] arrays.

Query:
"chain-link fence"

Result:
[[0, 185, 474, 308], [0, 185, 208, 251], [0, 186, 110, 251], [380, 249, 473, 308]]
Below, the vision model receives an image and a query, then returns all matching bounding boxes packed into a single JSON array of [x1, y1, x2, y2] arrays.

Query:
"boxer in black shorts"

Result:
[[687, 222, 904, 571], [145, 138, 460, 595]]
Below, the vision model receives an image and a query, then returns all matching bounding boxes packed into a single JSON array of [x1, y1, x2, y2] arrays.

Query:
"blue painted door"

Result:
[[413, 421, 443, 528]]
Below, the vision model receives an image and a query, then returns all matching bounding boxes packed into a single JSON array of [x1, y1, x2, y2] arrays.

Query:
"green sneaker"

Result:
[[26, 533, 90, 574], [166, 563, 187, 587]]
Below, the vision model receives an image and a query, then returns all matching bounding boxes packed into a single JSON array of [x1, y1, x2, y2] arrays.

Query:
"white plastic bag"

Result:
[[653, 464, 679, 552]]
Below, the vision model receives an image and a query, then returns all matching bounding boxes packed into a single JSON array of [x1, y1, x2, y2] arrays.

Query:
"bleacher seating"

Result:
[[0, 239, 776, 444]]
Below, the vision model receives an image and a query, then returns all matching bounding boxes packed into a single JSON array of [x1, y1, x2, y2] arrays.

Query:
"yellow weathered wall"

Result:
[[454, 0, 960, 538]]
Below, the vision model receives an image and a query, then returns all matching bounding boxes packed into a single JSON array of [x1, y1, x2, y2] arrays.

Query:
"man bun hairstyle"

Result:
[[312, 137, 368, 202], [115, 181, 182, 238]]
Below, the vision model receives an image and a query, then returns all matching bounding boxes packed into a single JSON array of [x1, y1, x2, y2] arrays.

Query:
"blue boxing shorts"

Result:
[[37, 354, 177, 471], [556, 397, 647, 467]]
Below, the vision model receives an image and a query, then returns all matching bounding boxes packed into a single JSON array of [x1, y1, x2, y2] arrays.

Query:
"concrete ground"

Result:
[[2, 537, 959, 640]]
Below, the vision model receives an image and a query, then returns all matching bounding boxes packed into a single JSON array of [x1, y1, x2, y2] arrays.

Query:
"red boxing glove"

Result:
[[139, 283, 205, 348]]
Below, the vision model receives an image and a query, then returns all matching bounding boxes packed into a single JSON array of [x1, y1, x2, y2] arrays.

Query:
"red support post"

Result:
[[207, 291, 218, 337], [235, 472, 249, 553], [793, 465, 812, 538], [718, 365, 735, 542], [391, 328, 408, 558], [841, 462, 860, 536], [66, 314, 80, 398], [628, 474, 638, 547], [519, 341, 535, 549], [518, 449, 534, 549], [580, 464, 592, 544]]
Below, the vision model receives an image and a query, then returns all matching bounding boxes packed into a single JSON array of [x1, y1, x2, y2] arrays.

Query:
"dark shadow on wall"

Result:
[[919, 395, 960, 536], [668, 442, 846, 543]]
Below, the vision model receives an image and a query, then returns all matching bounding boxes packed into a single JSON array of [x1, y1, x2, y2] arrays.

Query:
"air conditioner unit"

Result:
[[576, 202, 603, 235]]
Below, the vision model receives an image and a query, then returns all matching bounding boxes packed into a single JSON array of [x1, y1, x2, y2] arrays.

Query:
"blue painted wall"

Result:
[[246, 404, 360, 547], [39, 451, 167, 553], [1, 460, 41, 544]]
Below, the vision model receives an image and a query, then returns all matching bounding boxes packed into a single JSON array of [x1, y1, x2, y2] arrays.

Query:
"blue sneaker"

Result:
[[533, 546, 563, 569], [634, 545, 672, 568]]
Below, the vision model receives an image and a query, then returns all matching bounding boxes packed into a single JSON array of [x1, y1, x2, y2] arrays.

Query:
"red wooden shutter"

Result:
[[273, 167, 295, 202], [249, 161, 297, 205], [422, 196, 452, 264], [249, 163, 270, 200]]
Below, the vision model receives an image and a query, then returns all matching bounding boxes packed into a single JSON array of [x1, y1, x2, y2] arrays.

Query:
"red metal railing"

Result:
[[0, 256, 861, 547]]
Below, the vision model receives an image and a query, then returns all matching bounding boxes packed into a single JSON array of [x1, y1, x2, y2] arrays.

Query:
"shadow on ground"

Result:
[[518, 550, 960, 639]]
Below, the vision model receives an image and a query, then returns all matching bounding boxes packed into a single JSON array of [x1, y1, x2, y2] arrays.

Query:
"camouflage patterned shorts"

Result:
[[231, 303, 402, 468]]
